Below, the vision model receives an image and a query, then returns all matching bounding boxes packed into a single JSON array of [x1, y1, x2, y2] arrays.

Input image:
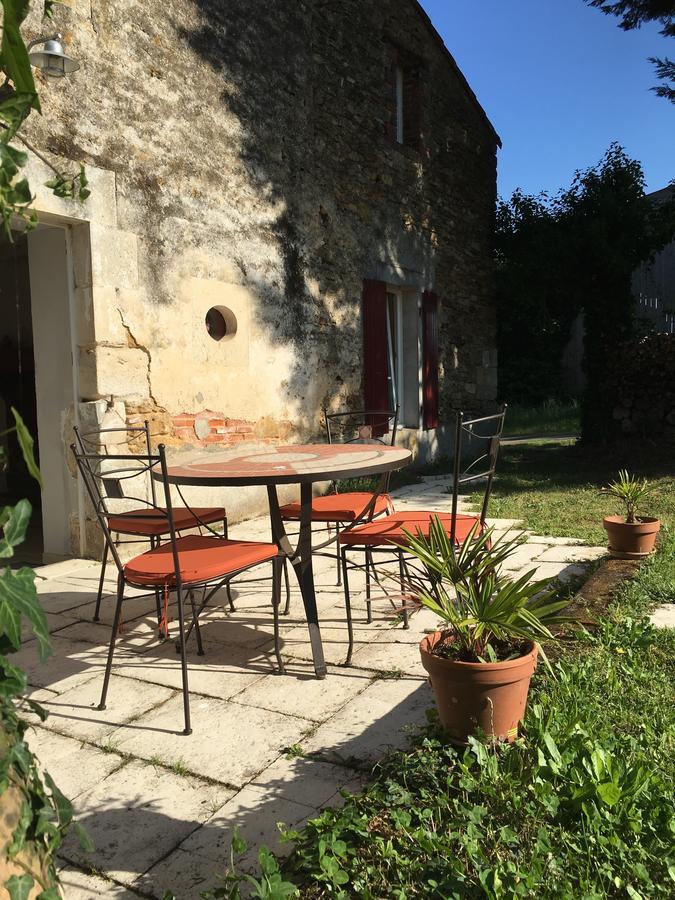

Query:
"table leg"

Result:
[[267, 483, 327, 678]]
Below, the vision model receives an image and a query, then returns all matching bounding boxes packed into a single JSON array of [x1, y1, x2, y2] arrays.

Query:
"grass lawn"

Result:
[[470, 439, 675, 545], [502, 400, 580, 437], [254, 536, 674, 899]]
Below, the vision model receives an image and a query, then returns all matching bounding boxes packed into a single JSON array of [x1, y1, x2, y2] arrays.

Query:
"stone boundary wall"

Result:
[[607, 333, 675, 437]]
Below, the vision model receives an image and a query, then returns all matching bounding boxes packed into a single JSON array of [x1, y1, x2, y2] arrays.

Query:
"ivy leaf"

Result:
[[24, 697, 48, 721], [0, 566, 51, 660], [0, 499, 32, 557], [5, 874, 35, 900], [0, 92, 35, 130], [12, 408, 42, 487], [72, 821, 94, 853], [0, 654, 27, 698], [7, 799, 32, 858], [43, 771, 74, 827], [0, 0, 41, 113], [37, 889, 61, 900]]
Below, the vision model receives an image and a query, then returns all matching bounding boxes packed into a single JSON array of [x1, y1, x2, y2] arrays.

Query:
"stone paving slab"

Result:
[[14, 635, 110, 694], [108, 637, 277, 700], [650, 605, 675, 628], [109, 694, 311, 786], [535, 545, 607, 564], [25, 727, 124, 800], [60, 761, 234, 886], [301, 676, 431, 767], [30, 674, 176, 743], [58, 866, 139, 899], [232, 660, 374, 721]]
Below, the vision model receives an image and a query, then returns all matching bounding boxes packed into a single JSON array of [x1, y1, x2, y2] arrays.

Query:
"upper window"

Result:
[[387, 46, 422, 149]]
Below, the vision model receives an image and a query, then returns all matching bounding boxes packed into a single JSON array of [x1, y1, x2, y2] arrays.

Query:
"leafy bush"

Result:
[[281, 618, 674, 897], [1, 410, 90, 898], [271, 543, 675, 898]]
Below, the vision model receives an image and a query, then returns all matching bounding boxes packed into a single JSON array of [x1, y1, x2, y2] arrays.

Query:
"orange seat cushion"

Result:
[[124, 535, 277, 586], [339, 512, 484, 547], [279, 492, 393, 523], [107, 506, 226, 536]]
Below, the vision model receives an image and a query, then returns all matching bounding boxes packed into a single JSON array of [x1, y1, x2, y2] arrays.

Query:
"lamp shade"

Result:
[[28, 39, 80, 77]]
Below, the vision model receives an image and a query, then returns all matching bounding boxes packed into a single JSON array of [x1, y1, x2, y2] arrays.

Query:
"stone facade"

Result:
[[19, 0, 499, 553]]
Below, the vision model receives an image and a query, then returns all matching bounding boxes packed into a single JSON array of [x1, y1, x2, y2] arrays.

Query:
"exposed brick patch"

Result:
[[168, 409, 292, 447]]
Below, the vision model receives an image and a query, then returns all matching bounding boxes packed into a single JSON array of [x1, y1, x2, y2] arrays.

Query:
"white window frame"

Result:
[[386, 288, 422, 429]]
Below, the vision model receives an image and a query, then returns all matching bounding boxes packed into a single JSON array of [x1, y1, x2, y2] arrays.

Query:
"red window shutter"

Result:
[[362, 279, 388, 436], [422, 290, 439, 430]]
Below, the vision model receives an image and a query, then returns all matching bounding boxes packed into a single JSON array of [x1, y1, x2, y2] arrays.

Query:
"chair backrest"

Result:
[[71, 441, 181, 581], [73, 420, 158, 507], [322, 407, 399, 496], [324, 407, 399, 447], [450, 404, 507, 545]]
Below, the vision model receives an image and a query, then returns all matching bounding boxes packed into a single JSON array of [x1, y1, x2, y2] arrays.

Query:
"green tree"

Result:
[[496, 144, 675, 440], [585, 1, 675, 101], [560, 145, 675, 436], [495, 191, 579, 405]]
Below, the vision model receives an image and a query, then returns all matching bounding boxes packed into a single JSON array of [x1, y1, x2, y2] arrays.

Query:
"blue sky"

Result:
[[419, 0, 674, 199]]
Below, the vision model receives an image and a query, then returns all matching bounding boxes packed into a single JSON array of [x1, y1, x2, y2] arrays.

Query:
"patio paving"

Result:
[[22, 477, 608, 898]]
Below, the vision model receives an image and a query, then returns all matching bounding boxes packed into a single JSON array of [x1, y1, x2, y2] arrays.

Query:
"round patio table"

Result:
[[161, 443, 412, 678]]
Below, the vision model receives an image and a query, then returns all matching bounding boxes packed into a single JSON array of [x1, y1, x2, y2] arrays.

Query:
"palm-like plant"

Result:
[[601, 469, 654, 524], [401, 517, 570, 664]]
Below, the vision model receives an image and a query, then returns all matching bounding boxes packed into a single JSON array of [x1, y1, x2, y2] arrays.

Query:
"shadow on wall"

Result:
[[176, 0, 438, 433]]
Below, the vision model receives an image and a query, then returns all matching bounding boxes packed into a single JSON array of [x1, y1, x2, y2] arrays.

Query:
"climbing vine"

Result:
[[0, 410, 92, 898], [0, 0, 89, 238]]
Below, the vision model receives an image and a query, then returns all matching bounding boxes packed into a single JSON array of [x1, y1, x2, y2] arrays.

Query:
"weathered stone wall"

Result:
[[20, 0, 498, 548], [605, 334, 675, 439]]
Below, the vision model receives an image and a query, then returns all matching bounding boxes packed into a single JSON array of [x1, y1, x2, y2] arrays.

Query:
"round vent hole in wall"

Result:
[[205, 306, 237, 341]]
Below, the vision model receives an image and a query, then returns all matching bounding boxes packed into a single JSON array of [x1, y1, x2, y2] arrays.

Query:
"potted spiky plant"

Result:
[[601, 469, 660, 559], [402, 520, 569, 745]]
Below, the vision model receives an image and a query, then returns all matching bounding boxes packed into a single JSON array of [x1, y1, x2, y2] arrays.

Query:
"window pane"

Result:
[[401, 297, 419, 427], [386, 293, 398, 411]]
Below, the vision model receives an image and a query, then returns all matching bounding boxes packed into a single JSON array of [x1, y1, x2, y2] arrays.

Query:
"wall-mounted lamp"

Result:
[[27, 33, 80, 78]]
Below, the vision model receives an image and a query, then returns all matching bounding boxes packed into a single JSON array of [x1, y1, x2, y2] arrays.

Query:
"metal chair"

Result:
[[338, 405, 507, 664], [74, 422, 227, 624], [278, 408, 399, 588], [72, 441, 284, 735]]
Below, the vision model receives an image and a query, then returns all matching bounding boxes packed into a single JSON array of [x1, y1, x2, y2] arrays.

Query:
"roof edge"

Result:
[[412, 0, 502, 148]]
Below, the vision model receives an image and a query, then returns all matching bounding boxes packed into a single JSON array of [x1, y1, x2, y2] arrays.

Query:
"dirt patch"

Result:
[[566, 557, 641, 625]]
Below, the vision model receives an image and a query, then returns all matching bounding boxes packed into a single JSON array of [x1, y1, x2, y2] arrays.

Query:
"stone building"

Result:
[[0, 0, 500, 560]]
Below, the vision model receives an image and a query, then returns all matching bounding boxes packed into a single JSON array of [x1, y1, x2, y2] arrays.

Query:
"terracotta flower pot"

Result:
[[419, 632, 538, 745], [603, 515, 660, 559]]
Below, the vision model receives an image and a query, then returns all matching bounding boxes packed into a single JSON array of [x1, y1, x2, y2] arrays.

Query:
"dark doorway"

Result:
[[0, 229, 43, 562]]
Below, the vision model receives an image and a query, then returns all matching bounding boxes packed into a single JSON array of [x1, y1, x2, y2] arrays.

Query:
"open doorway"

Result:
[[0, 231, 41, 561], [0, 223, 80, 564]]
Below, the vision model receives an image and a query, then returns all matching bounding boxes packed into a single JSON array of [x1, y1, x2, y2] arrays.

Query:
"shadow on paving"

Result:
[[58, 683, 430, 898]]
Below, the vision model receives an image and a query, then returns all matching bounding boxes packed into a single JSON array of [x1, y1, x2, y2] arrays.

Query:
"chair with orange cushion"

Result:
[[72, 441, 284, 735], [338, 406, 507, 664], [279, 407, 399, 590], [74, 422, 228, 624]]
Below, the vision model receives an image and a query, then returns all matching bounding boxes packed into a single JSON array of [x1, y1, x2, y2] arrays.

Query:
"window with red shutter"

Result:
[[363, 281, 435, 433], [422, 291, 439, 430]]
